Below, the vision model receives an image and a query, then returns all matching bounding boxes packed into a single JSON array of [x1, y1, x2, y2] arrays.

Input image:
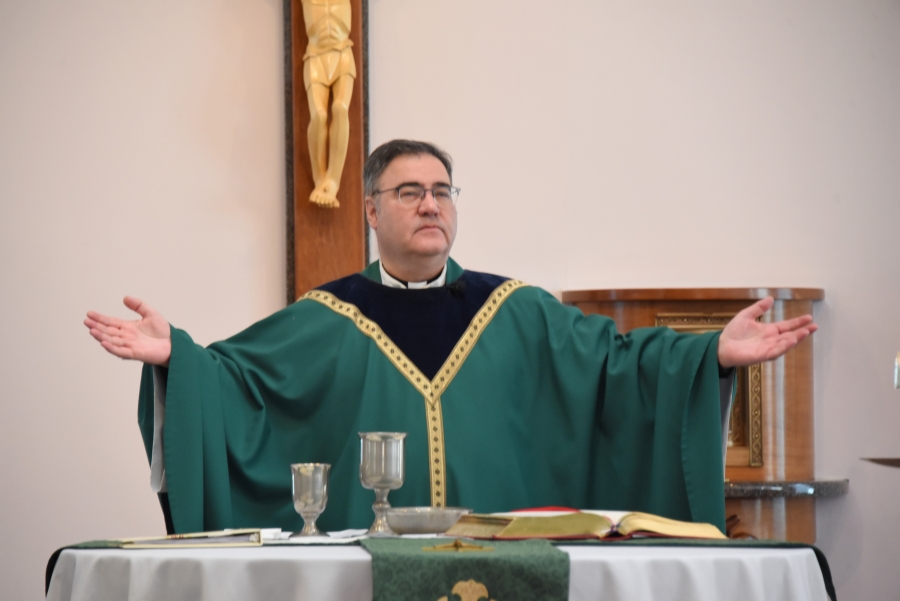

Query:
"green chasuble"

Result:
[[138, 259, 727, 534]]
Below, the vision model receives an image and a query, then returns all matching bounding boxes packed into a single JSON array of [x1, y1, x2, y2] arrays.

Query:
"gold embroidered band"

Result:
[[301, 279, 526, 506]]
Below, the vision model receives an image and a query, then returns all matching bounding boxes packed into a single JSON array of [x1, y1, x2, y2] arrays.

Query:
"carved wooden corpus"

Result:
[[288, 0, 366, 298], [562, 287, 824, 543]]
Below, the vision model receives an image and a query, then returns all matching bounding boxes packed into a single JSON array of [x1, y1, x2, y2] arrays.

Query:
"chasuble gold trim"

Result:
[[300, 279, 527, 506]]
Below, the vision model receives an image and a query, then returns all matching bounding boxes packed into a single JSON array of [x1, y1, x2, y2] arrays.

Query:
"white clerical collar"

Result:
[[379, 262, 447, 289]]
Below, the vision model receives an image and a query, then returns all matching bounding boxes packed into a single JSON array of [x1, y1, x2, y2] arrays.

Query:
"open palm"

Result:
[[84, 296, 172, 366], [717, 297, 817, 368]]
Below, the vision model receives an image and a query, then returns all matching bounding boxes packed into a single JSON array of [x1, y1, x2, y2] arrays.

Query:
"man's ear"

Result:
[[364, 197, 378, 229]]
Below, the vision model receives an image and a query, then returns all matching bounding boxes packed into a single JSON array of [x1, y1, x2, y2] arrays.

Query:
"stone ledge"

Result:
[[725, 479, 848, 499]]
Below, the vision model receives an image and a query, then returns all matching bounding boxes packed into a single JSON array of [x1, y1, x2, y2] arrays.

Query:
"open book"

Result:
[[444, 510, 726, 541]]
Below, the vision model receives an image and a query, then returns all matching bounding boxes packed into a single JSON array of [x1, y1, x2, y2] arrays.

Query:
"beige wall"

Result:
[[2, 1, 899, 599], [0, 1, 285, 599]]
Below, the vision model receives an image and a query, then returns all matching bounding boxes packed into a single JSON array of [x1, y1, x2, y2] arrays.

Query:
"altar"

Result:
[[47, 541, 831, 601]]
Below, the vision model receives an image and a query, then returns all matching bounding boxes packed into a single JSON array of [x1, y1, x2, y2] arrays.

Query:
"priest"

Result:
[[84, 140, 816, 535]]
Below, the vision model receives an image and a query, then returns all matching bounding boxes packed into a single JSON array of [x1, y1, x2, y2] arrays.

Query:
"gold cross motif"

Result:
[[422, 538, 494, 553]]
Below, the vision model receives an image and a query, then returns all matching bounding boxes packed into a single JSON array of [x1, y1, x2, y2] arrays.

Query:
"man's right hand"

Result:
[[84, 296, 172, 366]]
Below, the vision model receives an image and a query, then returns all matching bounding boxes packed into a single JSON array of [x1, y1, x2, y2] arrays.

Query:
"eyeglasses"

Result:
[[373, 184, 461, 207]]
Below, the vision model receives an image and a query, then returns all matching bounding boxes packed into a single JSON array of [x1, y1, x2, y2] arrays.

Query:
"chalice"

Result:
[[359, 432, 406, 536], [291, 462, 330, 536]]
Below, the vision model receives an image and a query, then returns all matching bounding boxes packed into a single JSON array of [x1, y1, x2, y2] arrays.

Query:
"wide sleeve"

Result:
[[599, 325, 726, 530], [135, 301, 367, 534], [135, 326, 270, 533], [517, 289, 728, 531]]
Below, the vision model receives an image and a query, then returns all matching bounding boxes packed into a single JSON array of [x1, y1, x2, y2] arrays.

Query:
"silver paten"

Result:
[[385, 507, 471, 535]]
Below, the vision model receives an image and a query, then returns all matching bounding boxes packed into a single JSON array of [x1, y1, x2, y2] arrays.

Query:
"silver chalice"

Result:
[[359, 432, 406, 536], [291, 462, 330, 536]]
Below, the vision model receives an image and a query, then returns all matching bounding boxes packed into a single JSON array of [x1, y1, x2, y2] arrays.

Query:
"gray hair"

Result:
[[363, 140, 453, 199]]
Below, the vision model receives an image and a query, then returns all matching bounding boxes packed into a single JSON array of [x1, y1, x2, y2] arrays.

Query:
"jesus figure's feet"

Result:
[[310, 178, 340, 208]]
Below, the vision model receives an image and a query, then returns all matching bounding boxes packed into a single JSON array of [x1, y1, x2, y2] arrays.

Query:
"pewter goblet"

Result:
[[359, 432, 406, 536], [291, 462, 330, 536]]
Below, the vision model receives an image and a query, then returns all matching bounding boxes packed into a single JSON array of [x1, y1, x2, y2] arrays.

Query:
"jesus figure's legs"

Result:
[[307, 74, 354, 209]]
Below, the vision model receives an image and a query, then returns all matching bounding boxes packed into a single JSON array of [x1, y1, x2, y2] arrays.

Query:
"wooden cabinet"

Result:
[[562, 287, 826, 543]]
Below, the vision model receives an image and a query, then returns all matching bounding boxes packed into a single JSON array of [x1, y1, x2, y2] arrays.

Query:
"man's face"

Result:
[[365, 154, 457, 275]]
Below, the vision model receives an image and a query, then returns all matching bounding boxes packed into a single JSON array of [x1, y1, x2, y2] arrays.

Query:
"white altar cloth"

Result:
[[47, 543, 829, 601]]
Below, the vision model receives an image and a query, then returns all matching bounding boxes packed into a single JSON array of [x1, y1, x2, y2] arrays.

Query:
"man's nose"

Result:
[[418, 191, 440, 214]]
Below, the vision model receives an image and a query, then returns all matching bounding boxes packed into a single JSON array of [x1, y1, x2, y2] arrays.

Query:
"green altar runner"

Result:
[[362, 538, 569, 601]]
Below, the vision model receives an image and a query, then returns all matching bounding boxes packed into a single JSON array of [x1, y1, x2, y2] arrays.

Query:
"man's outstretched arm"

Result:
[[718, 296, 817, 369], [84, 296, 172, 366]]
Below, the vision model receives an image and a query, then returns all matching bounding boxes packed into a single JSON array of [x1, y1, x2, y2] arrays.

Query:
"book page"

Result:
[[616, 512, 726, 539], [495, 512, 613, 539]]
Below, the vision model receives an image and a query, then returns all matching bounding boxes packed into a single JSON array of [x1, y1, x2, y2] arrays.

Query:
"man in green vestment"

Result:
[[85, 140, 816, 535]]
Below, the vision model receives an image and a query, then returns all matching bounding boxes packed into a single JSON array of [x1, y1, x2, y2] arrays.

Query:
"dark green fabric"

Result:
[[138, 258, 726, 535], [362, 538, 568, 601], [137, 365, 156, 462], [360, 259, 382, 282]]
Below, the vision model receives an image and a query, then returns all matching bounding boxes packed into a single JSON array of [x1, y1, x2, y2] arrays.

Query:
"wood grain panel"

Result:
[[562, 288, 825, 303], [726, 498, 816, 543], [289, 0, 367, 299], [574, 300, 756, 333]]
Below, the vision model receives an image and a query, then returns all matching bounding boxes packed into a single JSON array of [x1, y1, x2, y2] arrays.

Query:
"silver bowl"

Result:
[[385, 507, 471, 535]]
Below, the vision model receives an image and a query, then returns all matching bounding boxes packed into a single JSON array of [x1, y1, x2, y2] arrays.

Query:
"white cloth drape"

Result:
[[47, 544, 828, 601]]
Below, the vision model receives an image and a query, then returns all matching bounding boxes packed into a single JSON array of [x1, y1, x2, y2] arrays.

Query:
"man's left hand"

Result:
[[718, 296, 817, 368]]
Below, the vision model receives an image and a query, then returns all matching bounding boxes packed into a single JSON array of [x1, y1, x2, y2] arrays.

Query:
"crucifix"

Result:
[[286, 0, 367, 300]]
